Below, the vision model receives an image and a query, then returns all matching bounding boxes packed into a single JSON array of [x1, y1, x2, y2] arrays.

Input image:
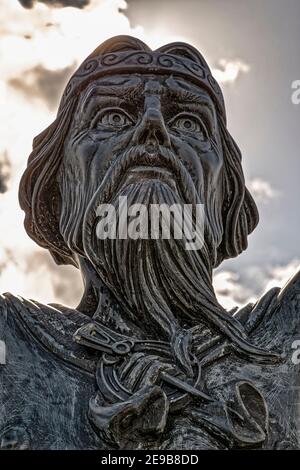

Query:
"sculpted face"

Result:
[[56, 73, 228, 338], [62, 73, 223, 206], [19, 36, 261, 350], [58, 74, 225, 267]]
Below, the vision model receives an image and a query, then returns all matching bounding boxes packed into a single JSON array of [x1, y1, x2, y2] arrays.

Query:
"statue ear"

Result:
[[215, 119, 259, 266]]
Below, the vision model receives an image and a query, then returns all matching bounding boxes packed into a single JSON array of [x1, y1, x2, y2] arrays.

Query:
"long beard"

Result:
[[82, 145, 226, 341], [60, 145, 279, 362]]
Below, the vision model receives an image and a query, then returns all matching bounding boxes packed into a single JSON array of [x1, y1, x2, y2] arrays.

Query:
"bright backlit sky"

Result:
[[0, 0, 299, 310]]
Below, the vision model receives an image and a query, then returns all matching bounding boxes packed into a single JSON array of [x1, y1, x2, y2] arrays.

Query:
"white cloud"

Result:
[[214, 259, 300, 311], [247, 177, 280, 203], [212, 59, 250, 84], [213, 270, 256, 310], [264, 259, 300, 291]]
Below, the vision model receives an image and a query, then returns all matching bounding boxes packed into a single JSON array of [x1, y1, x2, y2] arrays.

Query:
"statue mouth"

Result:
[[85, 145, 201, 219], [121, 165, 179, 194]]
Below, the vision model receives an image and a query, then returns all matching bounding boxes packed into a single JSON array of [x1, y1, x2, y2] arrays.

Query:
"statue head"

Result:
[[19, 36, 264, 353]]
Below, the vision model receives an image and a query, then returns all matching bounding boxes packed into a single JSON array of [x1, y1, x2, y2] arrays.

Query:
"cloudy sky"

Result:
[[0, 0, 299, 310]]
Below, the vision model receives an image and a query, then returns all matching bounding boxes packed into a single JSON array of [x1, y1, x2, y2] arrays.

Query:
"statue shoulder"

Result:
[[0, 293, 39, 344], [0, 294, 9, 363], [234, 267, 300, 351], [0, 292, 12, 333], [0, 292, 97, 373], [0, 292, 38, 330], [276, 267, 300, 304], [0, 293, 30, 365]]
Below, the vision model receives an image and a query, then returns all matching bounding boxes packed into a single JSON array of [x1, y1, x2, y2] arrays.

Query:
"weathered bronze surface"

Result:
[[0, 36, 299, 450]]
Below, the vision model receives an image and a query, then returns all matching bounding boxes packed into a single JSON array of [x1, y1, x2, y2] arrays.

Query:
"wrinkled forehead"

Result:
[[76, 74, 217, 117]]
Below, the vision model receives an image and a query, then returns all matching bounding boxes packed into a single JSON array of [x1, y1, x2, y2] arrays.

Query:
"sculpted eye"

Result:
[[169, 113, 207, 140], [94, 108, 134, 130]]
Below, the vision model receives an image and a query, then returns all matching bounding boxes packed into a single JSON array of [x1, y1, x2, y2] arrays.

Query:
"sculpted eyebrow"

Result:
[[168, 88, 216, 126], [81, 84, 143, 114], [169, 87, 214, 108]]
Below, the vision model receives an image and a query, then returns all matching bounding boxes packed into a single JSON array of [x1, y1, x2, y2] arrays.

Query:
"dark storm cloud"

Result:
[[18, 0, 90, 8], [8, 64, 76, 110], [0, 152, 12, 195]]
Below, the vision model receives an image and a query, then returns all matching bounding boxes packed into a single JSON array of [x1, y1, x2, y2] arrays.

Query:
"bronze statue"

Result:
[[0, 35, 299, 450]]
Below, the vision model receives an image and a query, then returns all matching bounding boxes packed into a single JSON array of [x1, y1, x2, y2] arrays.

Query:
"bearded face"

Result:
[[18, 37, 269, 361], [57, 73, 228, 339]]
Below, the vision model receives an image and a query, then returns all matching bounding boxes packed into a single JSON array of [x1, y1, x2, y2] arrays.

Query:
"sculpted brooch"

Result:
[[73, 321, 269, 449]]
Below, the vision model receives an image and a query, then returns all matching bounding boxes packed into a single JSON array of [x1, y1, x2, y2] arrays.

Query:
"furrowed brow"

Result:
[[168, 87, 215, 109], [80, 80, 143, 113]]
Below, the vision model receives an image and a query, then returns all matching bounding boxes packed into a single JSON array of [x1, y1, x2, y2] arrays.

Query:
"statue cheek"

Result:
[[201, 150, 223, 175], [69, 136, 104, 173]]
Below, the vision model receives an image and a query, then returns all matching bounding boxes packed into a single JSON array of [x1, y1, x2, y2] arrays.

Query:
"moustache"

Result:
[[82, 145, 204, 265], [91, 144, 202, 209]]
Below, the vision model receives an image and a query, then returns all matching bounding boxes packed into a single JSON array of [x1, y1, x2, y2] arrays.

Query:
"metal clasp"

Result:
[[73, 322, 134, 356]]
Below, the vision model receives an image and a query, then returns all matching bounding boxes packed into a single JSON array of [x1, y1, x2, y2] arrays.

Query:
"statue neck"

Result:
[[76, 256, 145, 337]]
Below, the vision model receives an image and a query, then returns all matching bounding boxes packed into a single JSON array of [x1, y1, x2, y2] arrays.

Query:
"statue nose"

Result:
[[133, 108, 171, 149]]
